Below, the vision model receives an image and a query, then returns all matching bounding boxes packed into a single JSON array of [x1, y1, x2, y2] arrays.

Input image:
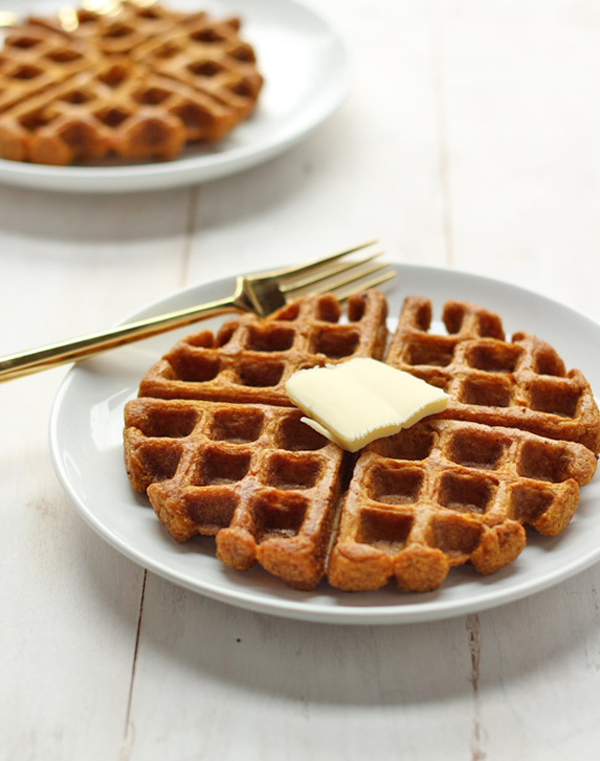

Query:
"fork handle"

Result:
[[0, 294, 243, 383]]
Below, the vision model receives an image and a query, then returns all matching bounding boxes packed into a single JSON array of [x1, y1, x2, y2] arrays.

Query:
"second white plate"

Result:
[[0, 0, 351, 193], [49, 264, 600, 624]]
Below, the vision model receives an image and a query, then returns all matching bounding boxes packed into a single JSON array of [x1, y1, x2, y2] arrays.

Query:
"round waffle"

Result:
[[123, 289, 600, 592], [0, 2, 263, 165]]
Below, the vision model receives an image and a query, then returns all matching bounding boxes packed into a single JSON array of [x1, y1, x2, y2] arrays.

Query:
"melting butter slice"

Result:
[[285, 357, 450, 452]]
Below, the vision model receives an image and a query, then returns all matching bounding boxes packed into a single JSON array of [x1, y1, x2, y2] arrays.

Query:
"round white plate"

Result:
[[49, 264, 600, 624], [0, 0, 351, 193]]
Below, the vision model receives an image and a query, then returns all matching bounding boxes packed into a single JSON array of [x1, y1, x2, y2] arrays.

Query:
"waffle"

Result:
[[124, 289, 599, 593], [124, 398, 346, 591], [327, 418, 597, 592], [386, 296, 600, 452], [0, 61, 241, 164], [137, 290, 389, 407], [0, 2, 263, 165]]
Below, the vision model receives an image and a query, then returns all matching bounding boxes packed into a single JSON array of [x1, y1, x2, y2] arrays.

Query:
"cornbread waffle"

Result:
[[0, 2, 263, 165], [386, 297, 600, 452], [328, 419, 597, 592], [124, 397, 345, 591], [137, 290, 389, 407], [0, 61, 240, 164], [124, 290, 599, 593]]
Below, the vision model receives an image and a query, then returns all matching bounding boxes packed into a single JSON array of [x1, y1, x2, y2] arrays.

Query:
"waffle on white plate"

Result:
[[124, 291, 600, 592]]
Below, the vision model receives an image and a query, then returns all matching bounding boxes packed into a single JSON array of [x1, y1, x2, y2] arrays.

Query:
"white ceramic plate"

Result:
[[49, 264, 600, 624], [0, 0, 351, 193]]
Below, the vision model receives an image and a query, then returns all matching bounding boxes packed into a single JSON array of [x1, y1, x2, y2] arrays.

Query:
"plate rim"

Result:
[[49, 262, 600, 624]]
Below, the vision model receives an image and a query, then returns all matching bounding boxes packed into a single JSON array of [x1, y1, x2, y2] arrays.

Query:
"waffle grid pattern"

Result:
[[386, 297, 600, 451], [0, 23, 95, 114], [328, 419, 597, 592], [0, 2, 263, 165], [125, 397, 344, 590], [139, 291, 389, 406]]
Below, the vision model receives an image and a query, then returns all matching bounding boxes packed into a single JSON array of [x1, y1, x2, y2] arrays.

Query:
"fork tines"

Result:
[[268, 239, 396, 302]]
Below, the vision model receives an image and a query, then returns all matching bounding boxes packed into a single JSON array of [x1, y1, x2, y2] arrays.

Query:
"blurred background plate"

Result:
[[0, 0, 352, 192]]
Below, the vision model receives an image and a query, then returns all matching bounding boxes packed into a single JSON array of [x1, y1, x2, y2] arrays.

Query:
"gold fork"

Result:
[[0, 240, 395, 383]]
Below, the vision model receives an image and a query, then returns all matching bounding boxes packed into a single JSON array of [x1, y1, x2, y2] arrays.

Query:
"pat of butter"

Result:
[[285, 357, 449, 452]]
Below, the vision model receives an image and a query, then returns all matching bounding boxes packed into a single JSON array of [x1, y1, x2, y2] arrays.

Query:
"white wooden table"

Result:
[[2, 1, 600, 758]]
